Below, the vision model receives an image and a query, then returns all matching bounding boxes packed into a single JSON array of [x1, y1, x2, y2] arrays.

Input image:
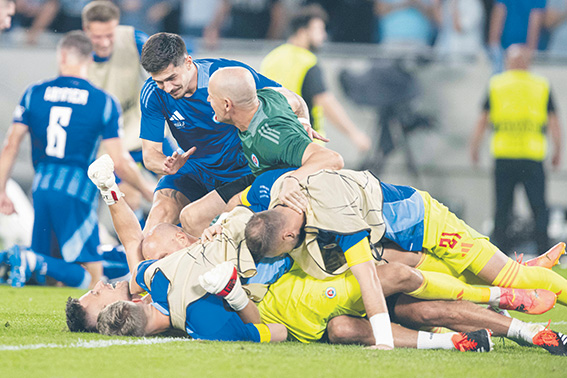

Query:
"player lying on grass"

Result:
[[69, 156, 565, 354], [242, 167, 567, 344]]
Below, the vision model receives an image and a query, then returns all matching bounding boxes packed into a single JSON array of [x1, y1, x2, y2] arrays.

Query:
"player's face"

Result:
[[307, 18, 327, 51], [79, 280, 132, 326], [84, 20, 119, 58], [0, 1, 15, 31], [152, 59, 193, 99]]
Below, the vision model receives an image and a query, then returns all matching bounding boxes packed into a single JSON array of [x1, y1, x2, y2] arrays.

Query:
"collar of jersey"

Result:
[[247, 100, 267, 135]]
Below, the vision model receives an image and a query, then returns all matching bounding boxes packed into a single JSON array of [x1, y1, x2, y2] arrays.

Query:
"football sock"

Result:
[[491, 258, 567, 305], [507, 318, 544, 345], [407, 270, 492, 304], [23, 249, 90, 288], [417, 331, 456, 350], [100, 245, 130, 281]]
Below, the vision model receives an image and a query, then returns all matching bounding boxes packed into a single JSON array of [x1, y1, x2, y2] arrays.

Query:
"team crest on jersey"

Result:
[[169, 110, 185, 128], [251, 154, 260, 167], [325, 287, 337, 299]]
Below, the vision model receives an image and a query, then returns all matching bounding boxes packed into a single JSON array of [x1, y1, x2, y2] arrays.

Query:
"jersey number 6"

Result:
[[46, 106, 72, 159]]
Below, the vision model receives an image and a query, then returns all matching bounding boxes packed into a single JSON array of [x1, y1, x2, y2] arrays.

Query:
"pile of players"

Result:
[[1, 1, 567, 356]]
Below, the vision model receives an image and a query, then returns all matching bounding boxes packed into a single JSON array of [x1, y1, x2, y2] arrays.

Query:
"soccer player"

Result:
[[0, 31, 153, 289], [82, 1, 158, 213], [0, 0, 14, 31], [137, 32, 285, 238], [244, 168, 567, 313]]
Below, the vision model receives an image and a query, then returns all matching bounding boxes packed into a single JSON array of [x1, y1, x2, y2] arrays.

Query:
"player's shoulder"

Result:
[[140, 77, 161, 108], [23, 76, 59, 95]]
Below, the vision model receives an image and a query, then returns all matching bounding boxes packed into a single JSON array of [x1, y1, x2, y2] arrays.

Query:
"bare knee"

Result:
[[378, 262, 422, 296], [327, 316, 373, 345]]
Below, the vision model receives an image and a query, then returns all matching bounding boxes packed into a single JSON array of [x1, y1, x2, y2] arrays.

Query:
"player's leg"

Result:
[[491, 159, 516, 253], [392, 295, 567, 355], [377, 261, 554, 314], [522, 161, 549, 253], [180, 174, 255, 236], [326, 310, 491, 351]]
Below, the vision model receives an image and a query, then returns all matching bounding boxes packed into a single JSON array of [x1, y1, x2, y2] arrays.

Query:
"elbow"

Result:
[[330, 150, 344, 170]]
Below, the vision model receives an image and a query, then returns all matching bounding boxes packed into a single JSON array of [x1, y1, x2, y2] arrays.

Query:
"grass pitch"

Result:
[[2, 270, 567, 378]]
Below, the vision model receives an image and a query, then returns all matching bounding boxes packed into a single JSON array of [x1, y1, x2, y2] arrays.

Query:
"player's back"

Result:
[[20, 76, 121, 171]]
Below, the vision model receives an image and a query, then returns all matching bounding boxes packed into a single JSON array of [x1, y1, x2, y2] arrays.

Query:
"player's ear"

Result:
[[185, 55, 193, 68]]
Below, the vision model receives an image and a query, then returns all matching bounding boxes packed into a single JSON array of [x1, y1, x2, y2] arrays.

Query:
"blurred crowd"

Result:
[[3, 0, 567, 61]]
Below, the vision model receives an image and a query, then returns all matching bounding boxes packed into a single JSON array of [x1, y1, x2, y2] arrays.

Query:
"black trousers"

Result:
[[491, 159, 549, 254]]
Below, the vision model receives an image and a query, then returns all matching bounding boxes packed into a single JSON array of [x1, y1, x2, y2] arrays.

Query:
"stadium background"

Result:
[[2, 34, 567, 250]]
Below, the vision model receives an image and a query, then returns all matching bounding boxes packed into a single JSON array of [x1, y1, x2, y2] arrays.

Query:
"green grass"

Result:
[[2, 270, 567, 378]]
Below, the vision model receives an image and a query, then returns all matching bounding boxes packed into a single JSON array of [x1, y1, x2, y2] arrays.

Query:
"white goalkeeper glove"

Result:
[[88, 154, 124, 205], [198, 261, 249, 311]]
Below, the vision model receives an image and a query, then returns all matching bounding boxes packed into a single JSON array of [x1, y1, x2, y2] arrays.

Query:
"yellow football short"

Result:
[[418, 190, 498, 275]]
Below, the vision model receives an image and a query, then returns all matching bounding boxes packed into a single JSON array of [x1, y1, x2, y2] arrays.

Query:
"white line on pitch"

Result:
[[0, 337, 193, 351]]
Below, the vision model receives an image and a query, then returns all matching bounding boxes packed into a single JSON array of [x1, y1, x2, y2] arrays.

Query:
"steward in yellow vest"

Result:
[[470, 44, 562, 254]]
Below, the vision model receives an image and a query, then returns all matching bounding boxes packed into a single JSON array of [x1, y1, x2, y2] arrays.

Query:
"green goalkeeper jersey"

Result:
[[238, 88, 312, 176]]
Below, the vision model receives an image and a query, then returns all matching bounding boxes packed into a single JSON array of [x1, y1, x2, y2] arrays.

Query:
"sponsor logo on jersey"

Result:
[[251, 153, 260, 167], [12, 105, 25, 121], [325, 287, 336, 299], [169, 110, 185, 128]]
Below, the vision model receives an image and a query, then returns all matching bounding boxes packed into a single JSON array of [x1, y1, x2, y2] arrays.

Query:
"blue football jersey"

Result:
[[139, 58, 280, 181], [13, 76, 121, 170], [136, 259, 263, 342]]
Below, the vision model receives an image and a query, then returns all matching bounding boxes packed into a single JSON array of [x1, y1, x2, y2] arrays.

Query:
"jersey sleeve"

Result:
[[101, 94, 123, 140], [273, 124, 312, 167], [12, 85, 35, 126], [135, 259, 158, 292], [339, 231, 373, 267], [139, 80, 167, 142], [134, 30, 149, 58], [243, 168, 297, 211], [185, 295, 271, 342], [301, 65, 327, 103]]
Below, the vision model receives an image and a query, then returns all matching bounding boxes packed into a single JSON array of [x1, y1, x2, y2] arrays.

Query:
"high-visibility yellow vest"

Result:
[[488, 70, 550, 161], [261, 44, 324, 136]]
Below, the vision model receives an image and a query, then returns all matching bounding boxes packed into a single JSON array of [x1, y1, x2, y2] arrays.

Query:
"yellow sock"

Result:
[[407, 270, 492, 304], [491, 258, 567, 305]]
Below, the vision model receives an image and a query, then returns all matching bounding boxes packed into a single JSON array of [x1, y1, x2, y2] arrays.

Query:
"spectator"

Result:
[[0, 0, 15, 30], [261, 5, 371, 152], [374, 0, 439, 46], [115, 0, 179, 35], [545, 0, 567, 55], [26, 0, 90, 44], [203, 0, 286, 48], [435, 0, 484, 59], [487, 0, 546, 73], [470, 44, 562, 255], [306, 0, 375, 43]]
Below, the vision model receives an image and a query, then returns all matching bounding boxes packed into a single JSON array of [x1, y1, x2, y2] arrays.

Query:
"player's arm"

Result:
[[102, 138, 154, 202], [279, 143, 344, 214], [488, 1, 505, 46], [343, 235, 394, 350], [141, 139, 196, 176], [548, 111, 562, 168], [88, 156, 144, 274], [313, 91, 371, 152], [0, 123, 29, 214], [526, 7, 545, 51], [470, 110, 489, 166]]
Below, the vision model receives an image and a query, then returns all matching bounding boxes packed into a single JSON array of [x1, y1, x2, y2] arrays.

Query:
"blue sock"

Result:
[[100, 245, 130, 281], [26, 250, 90, 288]]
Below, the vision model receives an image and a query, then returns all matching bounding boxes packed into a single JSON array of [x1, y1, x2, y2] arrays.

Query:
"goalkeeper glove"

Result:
[[199, 261, 249, 311]]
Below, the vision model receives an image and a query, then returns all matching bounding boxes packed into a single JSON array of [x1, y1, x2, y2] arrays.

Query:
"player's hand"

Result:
[[199, 261, 249, 311], [200, 224, 223, 243], [88, 154, 116, 190], [0, 192, 16, 215], [301, 122, 329, 143], [552, 151, 561, 168], [163, 147, 196, 175], [365, 344, 394, 350], [278, 176, 308, 214]]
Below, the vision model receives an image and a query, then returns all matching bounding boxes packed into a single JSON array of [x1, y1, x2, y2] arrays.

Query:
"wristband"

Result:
[[298, 117, 310, 125], [369, 313, 394, 348]]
